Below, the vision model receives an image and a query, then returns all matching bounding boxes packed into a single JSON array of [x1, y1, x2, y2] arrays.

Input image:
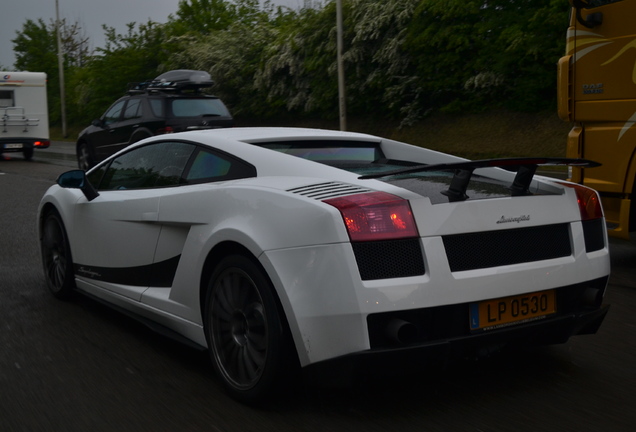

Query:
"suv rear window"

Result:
[[171, 99, 230, 117]]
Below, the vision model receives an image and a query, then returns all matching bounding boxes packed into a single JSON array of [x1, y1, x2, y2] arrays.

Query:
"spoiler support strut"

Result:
[[359, 157, 601, 202]]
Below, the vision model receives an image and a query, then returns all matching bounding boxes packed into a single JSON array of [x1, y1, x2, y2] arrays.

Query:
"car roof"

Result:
[[130, 127, 386, 182], [187, 127, 382, 143]]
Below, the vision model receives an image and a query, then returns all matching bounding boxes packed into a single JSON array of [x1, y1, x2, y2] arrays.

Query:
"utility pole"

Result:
[[55, 0, 67, 138], [336, 0, 346, 131]]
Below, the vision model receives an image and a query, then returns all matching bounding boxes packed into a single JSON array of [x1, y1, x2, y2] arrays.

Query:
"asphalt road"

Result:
[[0, 148, 634, 432]]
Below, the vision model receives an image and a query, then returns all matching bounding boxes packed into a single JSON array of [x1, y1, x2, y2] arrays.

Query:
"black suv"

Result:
[[76, 70, 233, 170]]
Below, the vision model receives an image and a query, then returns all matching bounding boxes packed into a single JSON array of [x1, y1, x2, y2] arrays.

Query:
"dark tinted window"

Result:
[[99, 142, 195, 190], [187, 151, 230, 180], [103, 100, 126, 125], [256, 140, 383, 164], [171, 98, 230, 117], [104, 101, 126, 125], [184, 148, 256, 184], [149, 99, 164, 117], [123, 98, 142, 119]]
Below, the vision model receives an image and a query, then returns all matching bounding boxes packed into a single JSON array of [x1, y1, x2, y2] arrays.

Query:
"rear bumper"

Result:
[[303, 280, 609, 385], [1, 138, 50, 152]]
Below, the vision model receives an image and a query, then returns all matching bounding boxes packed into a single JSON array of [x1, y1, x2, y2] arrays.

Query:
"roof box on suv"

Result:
[[129, 70, 214, 94]]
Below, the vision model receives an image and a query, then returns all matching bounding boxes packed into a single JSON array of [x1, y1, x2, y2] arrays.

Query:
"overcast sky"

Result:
[[0, 0, 306, 70]]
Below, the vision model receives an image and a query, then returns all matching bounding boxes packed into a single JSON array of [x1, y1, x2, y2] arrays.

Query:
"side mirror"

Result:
[[57, 170, 100, 202], [91, 119, 103, 127], [571, 0, 603, 28]]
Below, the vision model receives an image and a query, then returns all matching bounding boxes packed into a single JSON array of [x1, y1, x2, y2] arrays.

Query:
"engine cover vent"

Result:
[[288, 182, 372, 200]]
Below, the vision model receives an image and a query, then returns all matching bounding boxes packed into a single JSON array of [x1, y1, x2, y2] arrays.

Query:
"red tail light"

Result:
[[157, 126, 174, 134], [560, 183, 603, 221], [34, 140, 50, 148], [324, 192, 419, 241]]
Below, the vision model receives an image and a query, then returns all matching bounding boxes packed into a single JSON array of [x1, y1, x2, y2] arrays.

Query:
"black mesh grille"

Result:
[[442, 223, 572, 272], [352, 238, 425, 280], [583, 219, 605, 252]]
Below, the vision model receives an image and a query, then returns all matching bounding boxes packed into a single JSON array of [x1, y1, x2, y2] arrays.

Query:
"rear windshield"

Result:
[[256, 140, 383, 165], [170, 98, 230, 117], [253, 140, 517, 203]]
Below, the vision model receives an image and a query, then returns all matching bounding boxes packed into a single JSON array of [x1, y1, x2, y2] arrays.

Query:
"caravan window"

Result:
[[0, 90, 14, 107]]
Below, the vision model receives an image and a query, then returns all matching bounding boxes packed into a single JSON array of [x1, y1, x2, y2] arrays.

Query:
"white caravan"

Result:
[[1, 72, 50, 160]]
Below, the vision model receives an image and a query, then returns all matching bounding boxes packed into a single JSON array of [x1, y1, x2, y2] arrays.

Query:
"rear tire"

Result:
[[204, 255, 293, 404], [40, 209, 75, 299], [23, 147, 34, 161]]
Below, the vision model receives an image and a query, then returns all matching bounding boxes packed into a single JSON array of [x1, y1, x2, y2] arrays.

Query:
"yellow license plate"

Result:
[[469, 290, 556, 331]]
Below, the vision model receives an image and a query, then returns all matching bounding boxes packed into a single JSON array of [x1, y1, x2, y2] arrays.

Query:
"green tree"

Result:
[[12, 19, 57, 73], [10, 0, 571, 130], [12, 18, 91, 125], [257, 5, 337, 116], [170, 0, 235, 35], [405, 0, 568, 113], [257, 0, 421, 122], [345, 0, 421, 123], [170, 0, 288, 118], [75, 21, 171, 122]]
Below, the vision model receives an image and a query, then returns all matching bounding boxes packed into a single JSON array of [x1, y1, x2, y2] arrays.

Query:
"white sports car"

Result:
[[38, 127, 610, 402]]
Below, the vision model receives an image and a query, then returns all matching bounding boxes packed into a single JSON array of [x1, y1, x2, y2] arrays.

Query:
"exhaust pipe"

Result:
[[582, 287, 604, 307], [385, 318, 418, 344]]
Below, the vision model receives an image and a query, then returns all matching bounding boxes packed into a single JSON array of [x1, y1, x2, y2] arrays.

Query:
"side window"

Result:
[[149, 99, 164, 117], [99, 142, 196, 190], [123, 98, 142, 119], [184, 148, 256, 184], [102, 100, 126, 126], [0, 90, 14, 107]]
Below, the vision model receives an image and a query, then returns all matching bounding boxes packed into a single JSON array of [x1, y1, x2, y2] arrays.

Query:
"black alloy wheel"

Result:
[[205, 255, 293, 403], [40, 210, 75, 299]]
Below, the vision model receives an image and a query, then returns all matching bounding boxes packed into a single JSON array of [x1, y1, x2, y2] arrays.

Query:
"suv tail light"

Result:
[[157, 126, 174, 134], [560, 182, 603, 221], [324, 192, 419, 242]]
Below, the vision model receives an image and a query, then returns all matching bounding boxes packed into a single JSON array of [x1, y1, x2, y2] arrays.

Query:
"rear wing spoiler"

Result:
[[359, 157, 601, 202]]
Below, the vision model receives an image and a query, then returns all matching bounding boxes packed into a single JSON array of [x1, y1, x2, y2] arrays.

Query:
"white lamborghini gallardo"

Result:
[[38, 128, 610, 403]]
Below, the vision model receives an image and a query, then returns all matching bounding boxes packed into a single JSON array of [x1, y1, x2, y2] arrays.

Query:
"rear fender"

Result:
[[129, 128, 153, 144]]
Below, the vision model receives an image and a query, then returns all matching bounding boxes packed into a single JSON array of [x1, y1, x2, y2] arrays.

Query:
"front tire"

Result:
[[204, 255, 293, 403], [40, 209, 75, 299], [77, 142, 95, 171]]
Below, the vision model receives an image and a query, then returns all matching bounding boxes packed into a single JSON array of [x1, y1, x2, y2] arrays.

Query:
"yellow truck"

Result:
[[558, 0, 636, 239]]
